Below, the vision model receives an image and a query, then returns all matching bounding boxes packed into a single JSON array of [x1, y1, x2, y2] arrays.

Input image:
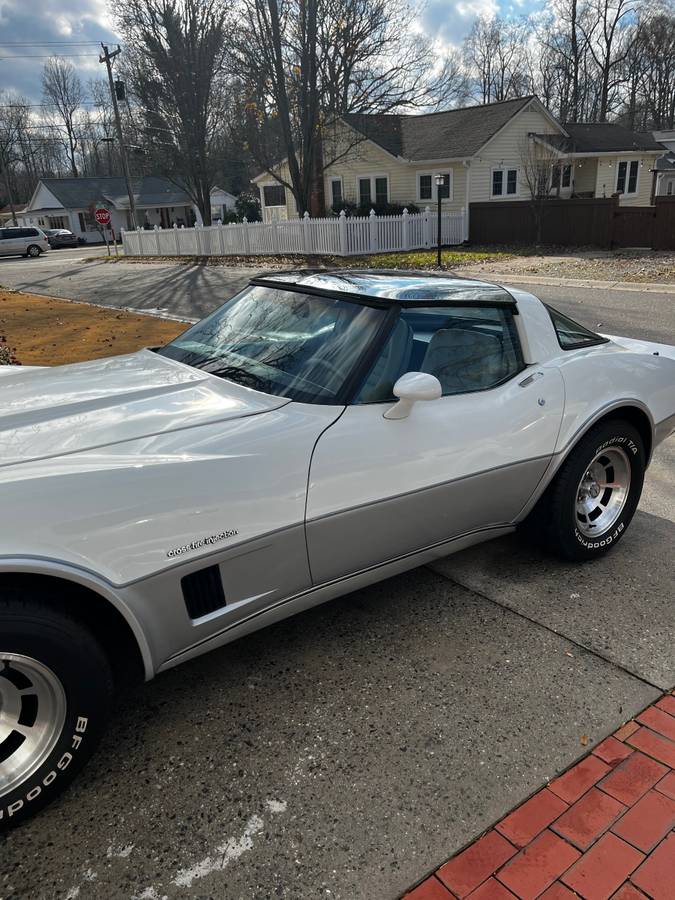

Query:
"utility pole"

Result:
[[99, 43, 137, 230], [0, 147, 18, 225]]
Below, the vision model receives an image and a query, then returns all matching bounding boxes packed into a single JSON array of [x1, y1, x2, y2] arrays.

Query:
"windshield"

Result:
[[157, 285, 388, 403]]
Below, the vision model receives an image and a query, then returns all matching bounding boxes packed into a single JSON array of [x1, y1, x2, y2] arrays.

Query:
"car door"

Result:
[[0, 229, 18, 256], [305, 303, 565, 584]]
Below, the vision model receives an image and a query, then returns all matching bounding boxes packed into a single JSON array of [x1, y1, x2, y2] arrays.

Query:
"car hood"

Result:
[[0, 350, 291, 467]]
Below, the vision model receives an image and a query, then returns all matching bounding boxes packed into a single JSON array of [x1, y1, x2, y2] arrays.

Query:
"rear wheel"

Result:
[[25, 245, 41, 258], [531, 419, 645, 561], [0, 594, 113, 828]]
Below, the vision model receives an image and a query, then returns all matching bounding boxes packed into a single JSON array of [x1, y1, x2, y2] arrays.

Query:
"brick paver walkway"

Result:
[[403, 693, 675, 900]]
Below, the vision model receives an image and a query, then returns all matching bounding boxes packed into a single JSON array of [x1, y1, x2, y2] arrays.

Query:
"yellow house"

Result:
[[253, 97, 665, 221]]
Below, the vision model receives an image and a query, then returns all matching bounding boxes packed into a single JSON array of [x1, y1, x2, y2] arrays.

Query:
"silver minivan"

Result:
[[0, 226, 50, 258]]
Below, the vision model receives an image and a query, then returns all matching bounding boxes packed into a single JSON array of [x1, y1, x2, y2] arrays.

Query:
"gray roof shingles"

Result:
[[540, 122, 663, 153], [654, 151, 675, 172], [342, 96, 536, 160], [40, 176, 191, 210]]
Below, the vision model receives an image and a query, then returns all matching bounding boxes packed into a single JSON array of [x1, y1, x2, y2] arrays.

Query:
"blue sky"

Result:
[[0, 0, 542, 103]]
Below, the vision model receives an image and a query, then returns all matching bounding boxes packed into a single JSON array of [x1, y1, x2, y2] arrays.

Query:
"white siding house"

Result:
[[18, 177, 238, 242], [254, 98, 665, 221]]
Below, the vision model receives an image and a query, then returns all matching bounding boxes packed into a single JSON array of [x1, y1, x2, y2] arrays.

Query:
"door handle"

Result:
[[518, 370, 544, 387]]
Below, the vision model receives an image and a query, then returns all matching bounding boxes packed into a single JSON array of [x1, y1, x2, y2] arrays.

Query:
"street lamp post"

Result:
[[435, 173, 444, 268]]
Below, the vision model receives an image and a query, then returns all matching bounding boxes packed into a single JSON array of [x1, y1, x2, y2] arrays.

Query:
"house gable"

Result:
[[26, 182, 64, 212], [469, 101, 563, 203]]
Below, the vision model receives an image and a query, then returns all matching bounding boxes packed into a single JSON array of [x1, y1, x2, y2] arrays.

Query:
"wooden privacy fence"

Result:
[[121, 207, 467, 258], [654, 197, 675, 251], [469, 197, 675, 250]]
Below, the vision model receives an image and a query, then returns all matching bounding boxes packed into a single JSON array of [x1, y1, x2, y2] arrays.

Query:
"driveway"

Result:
[[1, 255, 674, 900]]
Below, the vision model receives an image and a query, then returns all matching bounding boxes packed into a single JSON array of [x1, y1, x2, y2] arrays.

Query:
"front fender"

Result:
[[0, 556, 154, 680]]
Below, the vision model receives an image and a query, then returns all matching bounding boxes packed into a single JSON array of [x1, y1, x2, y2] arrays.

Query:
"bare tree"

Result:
[[637, 9, 675, 128], [114, 0, 230, 225], [579, 0, 636, 121], [318, 0, 468, 114], [463, 16, 531, 104], [519, 135, 561, 244], [231, 0, 465, 215], [41, 57, 83, 177]]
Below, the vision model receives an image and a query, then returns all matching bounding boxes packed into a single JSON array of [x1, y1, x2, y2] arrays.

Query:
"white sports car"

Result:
[[1, 270, 674, 825]]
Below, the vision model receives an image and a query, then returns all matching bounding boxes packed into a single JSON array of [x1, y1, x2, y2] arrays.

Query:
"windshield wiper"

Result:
[[207, 364, 270, 393]]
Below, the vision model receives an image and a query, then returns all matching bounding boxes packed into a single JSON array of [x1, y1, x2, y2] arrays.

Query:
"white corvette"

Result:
[[1, 270, 674, 825]]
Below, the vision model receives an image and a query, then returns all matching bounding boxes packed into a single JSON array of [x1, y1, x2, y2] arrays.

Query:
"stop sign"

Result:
[[94, 207, 111, 226]]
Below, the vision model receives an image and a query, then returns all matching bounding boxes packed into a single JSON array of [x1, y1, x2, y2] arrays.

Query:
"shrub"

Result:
[[235, 192, 261, 222]]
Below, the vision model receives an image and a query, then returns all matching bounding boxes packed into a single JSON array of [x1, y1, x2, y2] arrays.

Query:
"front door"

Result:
[[306, 303, 565, 584]]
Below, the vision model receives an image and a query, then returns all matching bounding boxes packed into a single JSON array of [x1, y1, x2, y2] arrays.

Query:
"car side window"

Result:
[[546, 305, 608, 350], [355, 305, 525, 403]]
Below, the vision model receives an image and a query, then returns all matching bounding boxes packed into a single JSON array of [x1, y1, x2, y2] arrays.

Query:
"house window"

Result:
[[492, 168, 518, 197], [48, 215, 68, 229], [668, 180, 674, 196], [616, 160, 639, 195], [262, 184, 286, 207], [417, 171, 452, 202], [419, 174, 432, 200], [375, 177, 388, 206], [552, 164, 572, 190], [357, 175, 389, 208], [329, 177, 343, 207], [78, 212, 86, 232]]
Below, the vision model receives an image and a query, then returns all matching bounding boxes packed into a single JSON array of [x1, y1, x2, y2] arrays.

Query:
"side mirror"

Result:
[[383, 371, 442, 420]]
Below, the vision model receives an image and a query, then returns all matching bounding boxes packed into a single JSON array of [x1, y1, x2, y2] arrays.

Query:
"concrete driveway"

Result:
[[0, 255, 673, 900]]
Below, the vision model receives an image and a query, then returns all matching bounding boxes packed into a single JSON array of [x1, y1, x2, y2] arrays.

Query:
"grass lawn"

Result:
[[109, 246, 514, 269], [0, 290, 186, 366], [338, 248, 513, 269]]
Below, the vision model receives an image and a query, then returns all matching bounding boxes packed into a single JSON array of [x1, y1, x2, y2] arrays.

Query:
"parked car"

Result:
[[0, 226, 49, 258], [43, 228, 82, 249], [1, 270, 674, 826]]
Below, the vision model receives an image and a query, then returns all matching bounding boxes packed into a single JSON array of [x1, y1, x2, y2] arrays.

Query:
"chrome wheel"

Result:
[[575, 446, 631, 538], [0, 654, 66, 799], [26, 245, 40, 257]]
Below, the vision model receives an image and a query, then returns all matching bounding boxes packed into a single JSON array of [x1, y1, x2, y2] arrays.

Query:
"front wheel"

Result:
[[533, 419, 645, 561], [0, 595, 113, 828], [25, 245, 41, 258]]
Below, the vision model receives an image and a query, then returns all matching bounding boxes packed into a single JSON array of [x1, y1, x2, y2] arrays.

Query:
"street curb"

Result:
[[455, 271, 675, 294], [0, 287, 197, 324]]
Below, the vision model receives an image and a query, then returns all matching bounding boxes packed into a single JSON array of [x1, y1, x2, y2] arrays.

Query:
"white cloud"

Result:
[[0, 0, 118, 100]]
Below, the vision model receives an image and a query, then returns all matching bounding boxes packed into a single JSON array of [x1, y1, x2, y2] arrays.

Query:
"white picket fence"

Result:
[[121, 207, 467, 258]]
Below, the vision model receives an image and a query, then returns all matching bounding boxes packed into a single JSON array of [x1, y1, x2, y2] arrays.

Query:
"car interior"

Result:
[[357, 307, 523, 402]]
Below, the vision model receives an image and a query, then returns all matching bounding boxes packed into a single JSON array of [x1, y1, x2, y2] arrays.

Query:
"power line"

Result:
[[0, 54, 102, 60], [0, 41, 106, 46], [0, 102, 99, 109]]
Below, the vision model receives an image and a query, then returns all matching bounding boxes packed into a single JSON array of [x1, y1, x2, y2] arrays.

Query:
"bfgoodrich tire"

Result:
[[0, 594, 113, 828], [535, 419, 645, 561]]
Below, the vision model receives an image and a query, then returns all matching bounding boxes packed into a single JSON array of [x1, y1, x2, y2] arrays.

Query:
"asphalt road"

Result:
[[0, 253, 674, 900], [1, 251, 674, 342]]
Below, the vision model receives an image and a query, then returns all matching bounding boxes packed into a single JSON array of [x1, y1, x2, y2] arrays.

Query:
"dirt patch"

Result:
[[0, 290, 187, 367], [454, 249, 675, 283]]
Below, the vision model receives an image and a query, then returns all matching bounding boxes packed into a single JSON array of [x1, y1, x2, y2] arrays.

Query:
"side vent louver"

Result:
[[181, 565, 226, 620]]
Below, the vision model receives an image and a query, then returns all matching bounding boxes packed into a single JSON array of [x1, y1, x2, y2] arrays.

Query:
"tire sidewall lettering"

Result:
[[0, 715, 88, 820], [594, 436, 638, 457], [574, 434, 638, 552], [575, 520, 624, 549]]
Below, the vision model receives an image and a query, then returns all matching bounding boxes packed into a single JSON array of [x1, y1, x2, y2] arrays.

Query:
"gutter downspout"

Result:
[[463, 160, 471, 242]]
